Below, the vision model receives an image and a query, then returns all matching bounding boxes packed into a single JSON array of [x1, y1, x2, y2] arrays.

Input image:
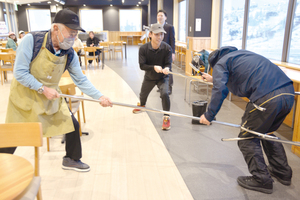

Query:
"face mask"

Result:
[[57, 26, 75, 50]]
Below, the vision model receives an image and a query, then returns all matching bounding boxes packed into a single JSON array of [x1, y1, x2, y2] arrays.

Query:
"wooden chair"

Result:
[[47, 71, 86, 151], [83, 47, 98, 69], [0, 122, 43, 200], [0, 53, 15, 85], [1, 48, 13, 53], [73, 47, 85, 66], [61, 71, 86, 124], [113, 41, 123, 59], [100, 42, 111, 60]]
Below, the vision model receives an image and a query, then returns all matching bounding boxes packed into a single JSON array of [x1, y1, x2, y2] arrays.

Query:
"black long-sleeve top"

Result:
[[139, 41, 172, 80], [86, 36, 100, 47]]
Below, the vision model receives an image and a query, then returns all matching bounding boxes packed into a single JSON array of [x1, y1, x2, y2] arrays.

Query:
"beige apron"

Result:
[[6, 32, 74, 137]]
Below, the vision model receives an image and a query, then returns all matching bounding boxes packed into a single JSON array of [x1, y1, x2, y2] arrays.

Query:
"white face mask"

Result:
[[57, 26, 74, 50]]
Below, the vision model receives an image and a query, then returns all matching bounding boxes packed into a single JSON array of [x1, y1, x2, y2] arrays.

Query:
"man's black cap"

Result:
[[53, 8, 85, 32]]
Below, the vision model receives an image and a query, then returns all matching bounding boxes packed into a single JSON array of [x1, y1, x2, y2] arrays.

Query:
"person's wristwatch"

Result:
[[37, 85, 44, 94]]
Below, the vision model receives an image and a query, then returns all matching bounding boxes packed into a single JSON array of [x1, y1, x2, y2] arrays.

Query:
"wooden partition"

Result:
[[185, 37, 211, 75], [106, 31, 146, 45]]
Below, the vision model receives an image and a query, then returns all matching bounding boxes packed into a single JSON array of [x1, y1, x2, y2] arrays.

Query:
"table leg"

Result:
[[102, 51, 105, 69], [125, 43, 127, 59]]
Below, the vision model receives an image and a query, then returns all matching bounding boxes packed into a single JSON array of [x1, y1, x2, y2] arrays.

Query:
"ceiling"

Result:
[[0, 0, 149, 6]]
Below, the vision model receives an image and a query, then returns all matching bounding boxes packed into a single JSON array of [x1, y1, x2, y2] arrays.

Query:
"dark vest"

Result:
[[30, 30, 74, 71]]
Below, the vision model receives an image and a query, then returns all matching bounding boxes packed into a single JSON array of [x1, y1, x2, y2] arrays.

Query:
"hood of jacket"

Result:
[[208, 46, 238, 68]]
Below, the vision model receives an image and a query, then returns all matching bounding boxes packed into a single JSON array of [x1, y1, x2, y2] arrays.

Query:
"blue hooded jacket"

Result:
[[204, 46, 293, 122]]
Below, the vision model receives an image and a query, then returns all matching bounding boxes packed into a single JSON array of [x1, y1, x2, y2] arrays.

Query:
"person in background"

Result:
[[86, 31, 101, 67], [133, 23, 172, 130], [0, 9, 112, 172], [6, 32, 17, 51], [200, 46, 294, 194], [73, 34, 84, 66], [157, 9, 175, 95], [18, 30, 26, 45]]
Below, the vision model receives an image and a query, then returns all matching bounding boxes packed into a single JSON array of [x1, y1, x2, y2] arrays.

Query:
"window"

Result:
[[80, 9, 103, 32], [220, 0, 245, 49], [27, 9, 51, 31], [119, 9, 141, 32], [178, 0, 186, 42], [288, 1, 300, 64], [246, 0, 288, 60]]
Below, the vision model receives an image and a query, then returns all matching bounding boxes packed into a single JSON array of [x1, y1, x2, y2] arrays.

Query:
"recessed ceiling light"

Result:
[[136, 4, 139, 6], [138, 2, 141, 4], [122, 0, 124, 3], [83, 4, 86, 6], [110, 4, 113, 6], [27, 4, 30, 6]]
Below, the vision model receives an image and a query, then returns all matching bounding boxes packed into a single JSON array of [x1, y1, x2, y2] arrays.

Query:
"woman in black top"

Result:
[[86, 31, 101, 64]]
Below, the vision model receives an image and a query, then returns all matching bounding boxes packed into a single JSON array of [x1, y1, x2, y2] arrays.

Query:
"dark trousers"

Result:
[[169, 73, 173, 88], [140, 77, 170, 111], [0, 112, 82, 161], [88, 50, 100, 64], [238, 84, 294, 184]]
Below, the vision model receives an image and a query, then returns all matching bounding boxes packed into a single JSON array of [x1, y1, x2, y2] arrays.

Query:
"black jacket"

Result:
[[86, 37, 100, 47], [204, 46, 293, 122], [163, 23, 175, 54]]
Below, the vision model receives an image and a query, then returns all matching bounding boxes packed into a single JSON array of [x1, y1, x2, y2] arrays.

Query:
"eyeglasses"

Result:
[[58, 25, 77, 39]]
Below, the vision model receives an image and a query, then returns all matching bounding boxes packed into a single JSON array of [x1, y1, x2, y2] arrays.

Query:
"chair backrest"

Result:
[[100, 42, 109, 47], [84, 47, 96, 53], [1, 48, 13, 53], [0, 123, 43, 148], [0, 53, 14, 64]]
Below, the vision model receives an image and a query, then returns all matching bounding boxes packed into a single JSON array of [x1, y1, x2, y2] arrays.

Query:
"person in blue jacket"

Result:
[[200, 46, 294, 194]]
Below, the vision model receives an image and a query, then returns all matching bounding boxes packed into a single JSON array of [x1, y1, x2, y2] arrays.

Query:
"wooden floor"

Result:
[[0, 67, 193, 200]]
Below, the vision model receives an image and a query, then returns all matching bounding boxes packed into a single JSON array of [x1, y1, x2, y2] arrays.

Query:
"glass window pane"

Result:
[[246, 0, 288, 60], [221, 0, 245, 49], [288, 1, 300, 64], [80, 9, 103, 32], [119, 9, 141, 32], [27, 9, 51, 31], [178, 0, 186, 42]]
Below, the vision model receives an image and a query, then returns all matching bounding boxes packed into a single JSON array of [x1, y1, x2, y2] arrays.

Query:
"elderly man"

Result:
[[1, 9, 112, 172], [200, 46, 294, 193], [133, 23, 172, 130]]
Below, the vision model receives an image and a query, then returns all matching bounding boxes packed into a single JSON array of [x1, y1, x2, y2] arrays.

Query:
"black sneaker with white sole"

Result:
[[268, 166, 291, 186], [237, 176, 273, 194], [62, 156, 90, 172]]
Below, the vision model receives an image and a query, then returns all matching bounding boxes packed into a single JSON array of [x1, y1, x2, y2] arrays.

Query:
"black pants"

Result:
[[169, 73, 173, 88], [88, 50, 101, 64], [238, 84, 294, 184], [0, 112, 82, 161], [140, 77, 170, 111]]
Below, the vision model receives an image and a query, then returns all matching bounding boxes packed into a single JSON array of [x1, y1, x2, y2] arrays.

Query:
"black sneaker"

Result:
[[237, 176, 273, 194], [268, 166, 291, 186], [62, 157, 90, 172]]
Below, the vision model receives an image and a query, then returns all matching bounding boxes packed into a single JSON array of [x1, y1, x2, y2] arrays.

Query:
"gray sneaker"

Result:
[[62, 157, 90, 172]]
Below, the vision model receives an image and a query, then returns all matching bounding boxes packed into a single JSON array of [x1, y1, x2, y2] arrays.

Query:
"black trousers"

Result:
[[238, 84, 294, 184], [140, 77, 170, 111], [88, 50, 101, 64], [0, 112, 82, 161], [169, 73, 173, 88]]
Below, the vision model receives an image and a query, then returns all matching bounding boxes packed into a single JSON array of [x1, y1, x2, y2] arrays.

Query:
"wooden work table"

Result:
[[0, 153, 34, 200], [277, 66, 300, 157]]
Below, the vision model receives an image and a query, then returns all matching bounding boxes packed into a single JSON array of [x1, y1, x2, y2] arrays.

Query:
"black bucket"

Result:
[[191, 100, 208, 124]]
